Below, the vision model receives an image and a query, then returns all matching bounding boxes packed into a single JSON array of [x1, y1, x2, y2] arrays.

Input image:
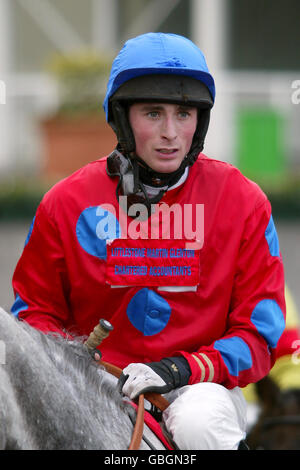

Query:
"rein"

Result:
[[84, 319, 170, 450], [99, 359, 170, 450]]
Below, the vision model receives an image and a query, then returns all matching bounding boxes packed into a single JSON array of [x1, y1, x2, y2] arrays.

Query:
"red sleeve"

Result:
[[11, 201, 71, 337], [179, 200, 286, 389]]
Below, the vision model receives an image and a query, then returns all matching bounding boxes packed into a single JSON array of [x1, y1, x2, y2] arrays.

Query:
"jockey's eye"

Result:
[[178, 110, 191, 119], [147, 111, 160, 118]]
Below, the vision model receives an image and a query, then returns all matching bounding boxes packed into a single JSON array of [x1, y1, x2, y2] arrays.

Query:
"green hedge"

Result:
[[0, 181, 47, 220], [267, 188, 300, 219]]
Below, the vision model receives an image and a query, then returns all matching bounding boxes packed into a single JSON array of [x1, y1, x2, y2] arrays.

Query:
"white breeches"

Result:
[[163, 382, 247, 450]]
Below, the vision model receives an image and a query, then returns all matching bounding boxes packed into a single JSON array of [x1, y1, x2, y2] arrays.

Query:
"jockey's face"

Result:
[[129, 102, 198, 174]]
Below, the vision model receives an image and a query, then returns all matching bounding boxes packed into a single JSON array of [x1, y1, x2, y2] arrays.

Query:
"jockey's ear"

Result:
[[255, 376, 281, 410]]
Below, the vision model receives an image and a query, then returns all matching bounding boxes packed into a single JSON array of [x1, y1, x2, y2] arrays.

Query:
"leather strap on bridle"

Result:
[[128, 394, 145, 450], [99, 360, 170, 450]]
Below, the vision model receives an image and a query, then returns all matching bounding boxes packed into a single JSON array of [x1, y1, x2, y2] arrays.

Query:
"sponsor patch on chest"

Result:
[[106, 238, 200, 286]]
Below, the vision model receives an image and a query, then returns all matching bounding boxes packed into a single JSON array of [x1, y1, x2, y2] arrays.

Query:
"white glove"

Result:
[[118, 363, 168, 400], [118, 357, 191, 400]]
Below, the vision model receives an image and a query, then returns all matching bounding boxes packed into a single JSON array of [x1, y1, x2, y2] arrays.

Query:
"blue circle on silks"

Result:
[[24, 216, 35, 247], [76, 206, 121, 259], [127, 288, 172, 336]]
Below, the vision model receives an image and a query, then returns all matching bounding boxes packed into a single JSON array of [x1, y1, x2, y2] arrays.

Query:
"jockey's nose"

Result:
[[160, 115, 177, 141]]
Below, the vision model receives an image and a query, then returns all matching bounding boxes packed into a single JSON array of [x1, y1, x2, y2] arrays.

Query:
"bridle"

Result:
[[84, 319, 170, 450], [249, 414, 300, 450], [260, 414, 300, 429]]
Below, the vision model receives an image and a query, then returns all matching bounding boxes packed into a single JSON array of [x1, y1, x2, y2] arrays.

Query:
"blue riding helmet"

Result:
[[103, 33, 215, 161], [103, 32, 215, 120]]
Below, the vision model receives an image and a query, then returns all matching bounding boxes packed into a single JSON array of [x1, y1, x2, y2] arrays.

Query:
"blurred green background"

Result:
[[0, 0, 299, 313], [0, 0, 299, 220]]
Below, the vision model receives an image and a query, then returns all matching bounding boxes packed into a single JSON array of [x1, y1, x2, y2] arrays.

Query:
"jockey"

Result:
[[11, 33, 286, 450]]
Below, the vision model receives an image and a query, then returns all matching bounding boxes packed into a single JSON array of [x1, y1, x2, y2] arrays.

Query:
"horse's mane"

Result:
[[0, 309, 137, 449], [39, 329, 108, 386], [19, 318, 131, 414]]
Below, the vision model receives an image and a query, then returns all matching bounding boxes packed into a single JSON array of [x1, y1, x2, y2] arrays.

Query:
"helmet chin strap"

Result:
[[135, 153, 189, 188]]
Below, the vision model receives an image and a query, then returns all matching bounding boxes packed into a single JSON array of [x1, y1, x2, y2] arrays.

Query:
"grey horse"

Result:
[[0, 307, 167, 450]]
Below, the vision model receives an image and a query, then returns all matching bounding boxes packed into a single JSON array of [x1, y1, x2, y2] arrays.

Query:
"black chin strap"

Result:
[[107, 148, 190, 220], [123, 157, 168, 218], [135, 154, 188, 188], [107, 149, 166, 219]]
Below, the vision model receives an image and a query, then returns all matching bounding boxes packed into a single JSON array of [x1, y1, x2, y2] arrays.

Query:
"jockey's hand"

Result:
[[118, 357, 191, 400]]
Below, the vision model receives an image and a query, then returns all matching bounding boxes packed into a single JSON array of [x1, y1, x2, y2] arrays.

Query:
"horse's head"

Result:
[[246, 376, 300, 450]]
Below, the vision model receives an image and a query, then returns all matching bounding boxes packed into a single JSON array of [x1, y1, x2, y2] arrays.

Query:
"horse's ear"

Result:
[[255, 375, 281, 409]]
